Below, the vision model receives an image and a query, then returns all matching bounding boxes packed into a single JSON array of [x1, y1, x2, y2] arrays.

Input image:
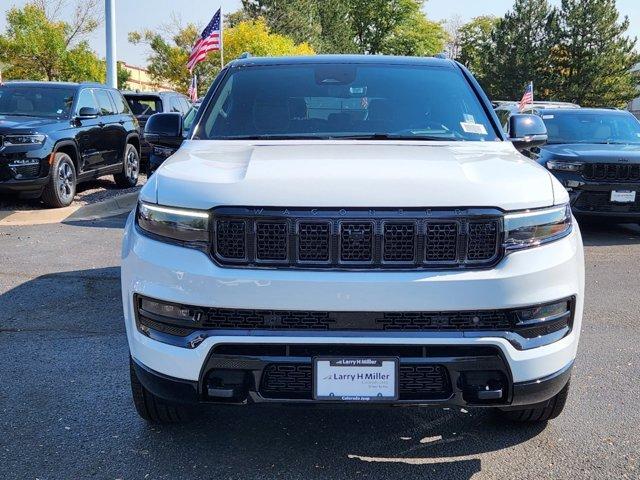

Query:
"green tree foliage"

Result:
[[457, 16, 499, 85], [0, 1, 104, 82], [239, 0, 446, 55], [482, 0, 558, 100], [129, 19, 314, 95], [457, 0, 638, 107], [551, 0, 639, 107]]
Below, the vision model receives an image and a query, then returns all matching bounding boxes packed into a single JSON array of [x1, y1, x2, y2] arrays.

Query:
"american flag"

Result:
[[519, 81, 534, 112], [187, 8, 222, 72], [187, 75, 198, 102]]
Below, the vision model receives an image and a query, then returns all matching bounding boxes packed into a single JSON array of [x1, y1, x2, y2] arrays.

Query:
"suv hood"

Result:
[[147, 141, 555, 211], [541, 143, 640, 163], [0, 114, 62, 131]]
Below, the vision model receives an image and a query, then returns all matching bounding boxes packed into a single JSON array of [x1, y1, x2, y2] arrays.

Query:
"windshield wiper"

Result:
[[215, 134, 331, 140], [329, 133, 461, 141]]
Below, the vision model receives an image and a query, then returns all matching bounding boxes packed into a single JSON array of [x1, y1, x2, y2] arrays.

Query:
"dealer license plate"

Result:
[[610, 190, 636, 203], [313, 357, 398, 401]]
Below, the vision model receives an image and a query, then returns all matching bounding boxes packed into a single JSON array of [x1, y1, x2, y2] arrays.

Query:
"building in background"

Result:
[[119, 62, 174, 92]]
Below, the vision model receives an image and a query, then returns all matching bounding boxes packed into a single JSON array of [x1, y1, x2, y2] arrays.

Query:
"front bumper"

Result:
[[121, 211, 584, 407], [551, 171, 640, 219]]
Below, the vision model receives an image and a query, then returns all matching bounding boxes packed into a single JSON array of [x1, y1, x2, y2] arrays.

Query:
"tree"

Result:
[[129, 19, 314, 95], [443, 15, 465, 59], [0, 1, 104, 82], [478, 0, 558, 100], [237, 0, 446, 55], [457, 16, 499, 85], [551, 0, 639, 107], [381, 9, 447, 56]]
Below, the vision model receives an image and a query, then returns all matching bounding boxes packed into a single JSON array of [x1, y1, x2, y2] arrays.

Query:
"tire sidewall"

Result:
[[49, 153, 76, 207], [123, 144, 140, 187]]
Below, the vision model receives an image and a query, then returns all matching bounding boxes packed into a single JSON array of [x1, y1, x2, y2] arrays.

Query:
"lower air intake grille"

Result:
[[259, 363, 451, 400], [574, 191, 640, 213]]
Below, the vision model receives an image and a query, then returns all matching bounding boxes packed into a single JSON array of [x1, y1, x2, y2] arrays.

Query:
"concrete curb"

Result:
[[0, 191, 139, 226]]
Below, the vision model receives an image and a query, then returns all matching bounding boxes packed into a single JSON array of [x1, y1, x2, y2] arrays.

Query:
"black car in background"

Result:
[[147, 100, 202, 175], [531, 108, 640, 222], [122, 91, 191, 164], [0, 81, 140, 207]]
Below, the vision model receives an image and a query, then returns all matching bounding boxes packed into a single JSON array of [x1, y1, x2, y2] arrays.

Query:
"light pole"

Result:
[[105, 0, 117, 88]]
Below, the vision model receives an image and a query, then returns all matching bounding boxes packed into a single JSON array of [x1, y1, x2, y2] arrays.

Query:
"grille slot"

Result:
[[399, 365, 451, 400], [259, 363, 451, 400], [298, 222, 331, 261], [467, 221, 499, 261], [425, 222, 458, 262], [383, 222, 416, 262], [256, 222, 288, 261], [261, 364, 312, 399], [204, 309, 334, 330], [583, 163, 640, 182], [340, 222, 374, 262], [215, 220, 246, 259], [211, 208, 502, 269]]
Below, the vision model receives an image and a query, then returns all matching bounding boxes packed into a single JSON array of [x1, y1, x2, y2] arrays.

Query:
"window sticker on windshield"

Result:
[[463, 114, 475, 123], [543, 115, 554, 119], [460, 122, 487, 135]]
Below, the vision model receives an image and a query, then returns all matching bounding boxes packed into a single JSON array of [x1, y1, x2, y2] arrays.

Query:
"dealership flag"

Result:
[[187, 8, 222, 72], [519, 81, 534, 112], [187, 75, 198, 102]]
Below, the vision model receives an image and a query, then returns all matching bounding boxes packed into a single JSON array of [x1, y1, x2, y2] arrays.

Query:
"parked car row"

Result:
[[495, 102, 640, 224], [0, 82, 193, 207]]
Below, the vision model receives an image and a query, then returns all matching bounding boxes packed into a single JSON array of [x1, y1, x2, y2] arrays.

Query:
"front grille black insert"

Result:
[[583, 163, 640, 182], [212, 207, 502, 269], [259, 362, 451, 400]]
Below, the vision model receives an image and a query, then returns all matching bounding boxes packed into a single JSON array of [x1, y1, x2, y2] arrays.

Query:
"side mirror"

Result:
[[508, 114, 548, 151], [144, 113, 184, 148], [77, 106, 99, 119]]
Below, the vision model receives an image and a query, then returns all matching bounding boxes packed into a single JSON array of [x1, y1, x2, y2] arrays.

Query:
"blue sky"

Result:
[[2, 0, 639, 67]]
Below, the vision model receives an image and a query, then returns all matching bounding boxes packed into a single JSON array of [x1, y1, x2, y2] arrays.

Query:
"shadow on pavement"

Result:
[[577, 219, 640, 247], [2, 265, 548, 479]]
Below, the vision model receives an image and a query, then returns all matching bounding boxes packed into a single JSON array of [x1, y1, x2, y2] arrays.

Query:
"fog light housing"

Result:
[[512, 298, 574, 340]]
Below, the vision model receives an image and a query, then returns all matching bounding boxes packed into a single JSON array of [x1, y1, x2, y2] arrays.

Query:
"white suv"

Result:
[[121, 55, 584, 424]]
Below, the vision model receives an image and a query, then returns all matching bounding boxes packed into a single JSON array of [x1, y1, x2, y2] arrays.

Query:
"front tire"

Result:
[[499, 380, 570, 423], [41, 152, 76, 208], [114, 144, 140, 188], [129, 358, 190, 424]]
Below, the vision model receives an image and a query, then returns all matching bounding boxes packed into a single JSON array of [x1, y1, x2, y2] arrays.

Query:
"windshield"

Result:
[[0, 85, 75, 118], [541, 111, 640, 145], [195, 64, 499, 141]]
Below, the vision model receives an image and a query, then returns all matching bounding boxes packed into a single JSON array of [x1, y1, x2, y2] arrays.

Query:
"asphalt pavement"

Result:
[[1, 214, 639, 480]]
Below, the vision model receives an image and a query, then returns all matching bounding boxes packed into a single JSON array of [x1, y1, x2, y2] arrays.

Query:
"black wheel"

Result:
[[499, 380, 570, 423], [41, 152, 76, 208], [129, 358, 190, 424], [114, 144, 140, 188]]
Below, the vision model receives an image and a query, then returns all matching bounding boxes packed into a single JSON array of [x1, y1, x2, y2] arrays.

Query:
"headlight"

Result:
[[504, 204, 572, 250], [3, 134, 46, 146], [546, 160, 583, 172], [136, 201, 209, 243]]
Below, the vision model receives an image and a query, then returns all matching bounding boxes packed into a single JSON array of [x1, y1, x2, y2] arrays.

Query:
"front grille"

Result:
[[212, 207, 502, 269], [260, 362, 451, 400], [150, 305, 513, 331], [583, 163, 640, 182], [574, 191, 640, 213]]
